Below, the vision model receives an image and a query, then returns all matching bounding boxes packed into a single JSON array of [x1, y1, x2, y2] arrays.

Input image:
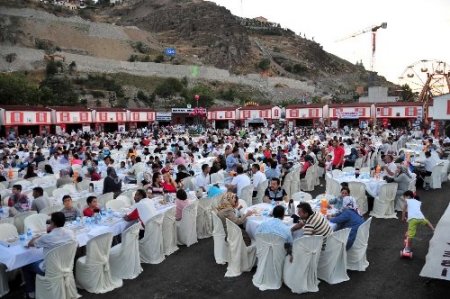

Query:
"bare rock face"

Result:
[[120, 1, 253, 71]]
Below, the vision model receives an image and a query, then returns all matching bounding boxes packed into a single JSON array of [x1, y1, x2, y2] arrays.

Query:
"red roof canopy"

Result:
[[48, 106, 91, 111], [0, 105, 52, 111]]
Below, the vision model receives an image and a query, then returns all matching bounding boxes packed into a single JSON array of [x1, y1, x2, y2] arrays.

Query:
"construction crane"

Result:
[[336, 22, 387, 72]]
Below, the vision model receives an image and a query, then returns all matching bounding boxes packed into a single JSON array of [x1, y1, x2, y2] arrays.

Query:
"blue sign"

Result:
[[164, 48, 176, 57]]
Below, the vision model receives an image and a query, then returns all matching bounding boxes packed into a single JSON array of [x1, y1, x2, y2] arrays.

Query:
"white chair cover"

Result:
[[424, 164, 443, 189], [347, 217, 372, 271], [0, 224, 19, 297], [196, 198, 213, 239], [140, 214, 165, 264], [24, 214, 49, 234], [109, 223, 143, 280], [97, 192, 114, 208], [61, 184, 77, 194], [76, 180, 90, 192], [253, 180, 267, 205], [301, 167, 315, 192], [224, 218, 256, 277], [162, 206, 179, 256], [211, 211, 228, 265], [36, 241, 80, 299], [240, 185, 254, 207], [52, 188, 69, 203], [106, 200, 126, 212], [291, 191, 313, 203], [317, 228, 351, 284], [327, 178, 341, 198], [331, 169, 342, 177], [283, 235, 324, 294], [348, 181, 368, 215], [14, 180, 32, 189], [252, 233, 286, 291], [176, 201, 198, 247], [370, 183, 397, 218], [182, 177, 196, 191], [116, 195, 132, 207], [440, 160, 449, 182], [76, 233, 123, 293], [313, 164, 320, 186], [39, 204, 64, 215], [14, 211, 37, 234]]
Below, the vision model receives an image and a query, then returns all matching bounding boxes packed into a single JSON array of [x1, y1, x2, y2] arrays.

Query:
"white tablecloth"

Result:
[[0, 201, 176, 271], [244, 203, 337, 240], [329, 173, 386, 198]]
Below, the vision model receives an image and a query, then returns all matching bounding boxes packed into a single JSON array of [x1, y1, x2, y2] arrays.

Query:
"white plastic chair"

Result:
[[14, 211, 37, 234], [162, 206, 179, 256], [252, 233, 286, 291], [116, 195, 133, 207], [24, 214, 49, 234], [370, 183, 398, 218], [76, 180, 91, 192], [347, 217, 372, 271], [52, 188, 69, 203], [331, 169, 342, 177], [326, 177, 341, 198], [211, 211, 228, 265], [36, 241, 80, 299], [196, 198, 213, 239], [109, 223, 143, 280], [348, 182, 368, 215], [0, 224, 18, 297], [224, 218, 256, 277], [301, 167, 315, 192], [140, 213, 165, 264], [283, 235, 324, 294], [240, 184, 254, 207], [39, 204, 63, 215], [176, 201, 198, 247], [75, 232, 123, 293], [318, 228, 351, 284], [14, 180, 32, 189], [106, 200, 126, 212], [291, 191, 313, 203]]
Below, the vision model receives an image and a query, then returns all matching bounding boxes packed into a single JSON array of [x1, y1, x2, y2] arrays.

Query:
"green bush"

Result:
[[154, 54, 164, 63], [154, 78, 183, 98], [258, 58, 271, 71], [292, 63, 307, 74]]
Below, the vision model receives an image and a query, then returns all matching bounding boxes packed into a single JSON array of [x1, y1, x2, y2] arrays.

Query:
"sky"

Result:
[[208, 0, 450, 84]]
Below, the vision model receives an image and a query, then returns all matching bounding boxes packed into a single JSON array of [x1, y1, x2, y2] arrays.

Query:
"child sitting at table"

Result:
[[175, 189, 190, 221], [60, 195, 81, 222], [83, 196, 100, 217]]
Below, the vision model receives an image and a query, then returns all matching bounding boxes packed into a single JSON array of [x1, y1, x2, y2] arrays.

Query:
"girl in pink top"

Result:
[[175, 189, 190, 221]]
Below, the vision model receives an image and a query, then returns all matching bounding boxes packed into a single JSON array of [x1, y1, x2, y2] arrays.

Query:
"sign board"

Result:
[[164, 48, 176, 57], [82, 125, 91, 132], [187, 104, 192, 109], [337, 111, 361, 119], [156, 112, 172, 121], [172, 108, 195, 113], [118, 124, 126, 133]]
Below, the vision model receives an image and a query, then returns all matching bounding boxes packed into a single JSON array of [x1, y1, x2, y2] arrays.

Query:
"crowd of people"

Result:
[[0, 123, 445, 298]]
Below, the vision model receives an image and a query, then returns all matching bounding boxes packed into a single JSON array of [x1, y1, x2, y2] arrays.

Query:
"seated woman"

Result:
[[175, 164, 191, 184], [145, 172, 164, 195], [216, 192, 253, 245], [343, 148, 359, 167], [24, 165, 37, 180], [103, 167, 122, 198], [83, 196, 100, 217], [300, 155, 314, 179], [60, 195, 81, 222], [175, 189, 190, 221], [44, 164, 54, 175], [328, 196, 364, 250], [162, 172, 177, 193], [392, 165, 412, 197]]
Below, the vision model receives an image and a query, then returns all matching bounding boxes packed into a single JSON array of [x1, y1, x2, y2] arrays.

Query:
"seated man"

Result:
[[22, 212, 76, 299], [195, 164, 211, 191], [30, 187, 50, 213], [226, 165, 251, 198], [263, 178, 287, 203], [8, 184, 30, 214], [123, 189, 157, 239], [60, 195, 81, 222], [291, 202, 332, 240], [256, 205, 292, 244]]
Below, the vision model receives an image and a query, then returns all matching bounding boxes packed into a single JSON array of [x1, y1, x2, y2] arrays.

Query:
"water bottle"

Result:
[[19, 234, 26, 246], [271, 198, 275, 207], [76, 217, 81, 225], [26, 228, 33, 240], [107, 208, 113, 218], [89, 183, 94, 193]]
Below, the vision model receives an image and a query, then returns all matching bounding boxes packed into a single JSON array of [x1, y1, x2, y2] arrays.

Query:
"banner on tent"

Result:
[[420, 202, 450, 281]]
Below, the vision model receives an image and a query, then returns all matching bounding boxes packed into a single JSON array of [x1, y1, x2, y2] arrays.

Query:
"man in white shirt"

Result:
[[124, 189, 157, 239], [383, 155, 397, 178], [251, 163, 266, 197], [226, 165, 251, 198], [23, 211, 76, 298], [195, 164, 210, 191]]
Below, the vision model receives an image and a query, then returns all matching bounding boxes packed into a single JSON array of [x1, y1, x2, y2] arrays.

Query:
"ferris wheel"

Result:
[[398, 59, 450, 124], [398, 59, 450, 96]]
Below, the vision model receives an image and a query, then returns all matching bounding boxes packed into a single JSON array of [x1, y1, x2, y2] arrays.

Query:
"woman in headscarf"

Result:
[[103, 166, 122, 198], [392, 165, 412, 197], [329, 196, 364, 250], [215, 192, 253, 245], [344, 147, 359, 167]]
